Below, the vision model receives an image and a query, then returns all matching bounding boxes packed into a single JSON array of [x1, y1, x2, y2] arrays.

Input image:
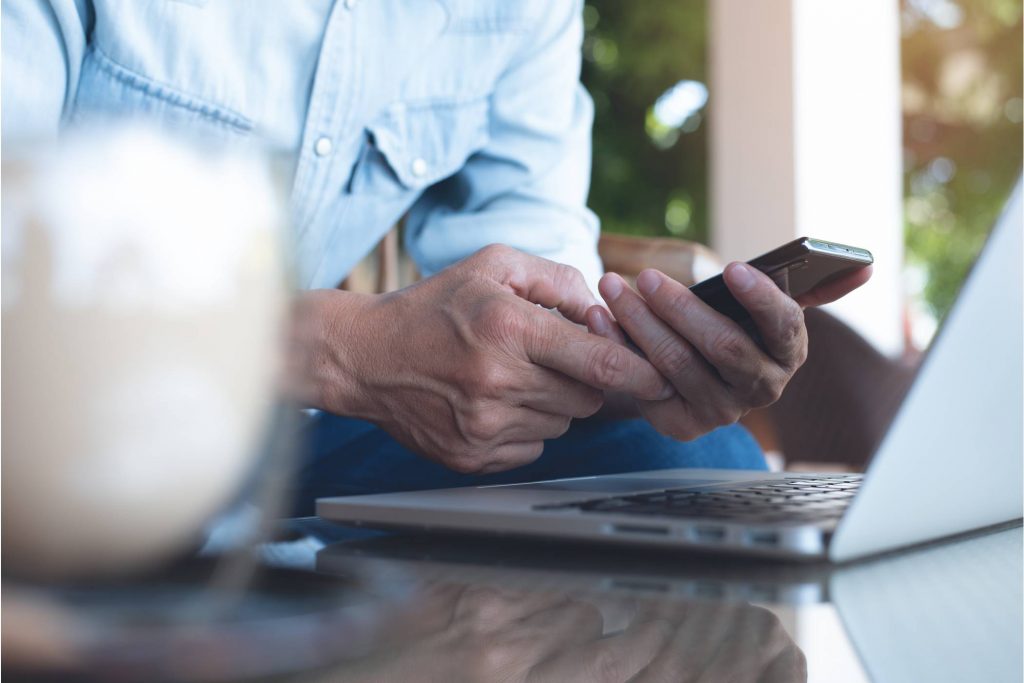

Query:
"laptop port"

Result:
[[693, 581, 725, 599], [747, 530, 780, 547], [610, 523, 670, 536], [611, 579, 671, 593], [692, 526, 726, 543]]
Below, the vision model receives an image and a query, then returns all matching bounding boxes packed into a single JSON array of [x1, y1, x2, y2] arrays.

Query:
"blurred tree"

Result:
[[901, 0, 1022, 322], [581, 1, 710, 242], [582, 0, 1022, 326]]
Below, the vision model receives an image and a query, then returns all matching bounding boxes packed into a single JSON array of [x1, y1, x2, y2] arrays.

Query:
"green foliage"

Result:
[[581, 0, 709, 242], [901, 0, 1022, 319], [582, 0, 1022, 322]]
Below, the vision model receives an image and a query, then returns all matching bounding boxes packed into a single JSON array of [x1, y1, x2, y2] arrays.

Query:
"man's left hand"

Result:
[[586, 262, 872, 441]]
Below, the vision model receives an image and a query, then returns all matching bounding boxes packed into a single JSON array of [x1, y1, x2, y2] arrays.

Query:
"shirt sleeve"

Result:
[[402, 0, 604, 295], [1, 0, 92, 144]]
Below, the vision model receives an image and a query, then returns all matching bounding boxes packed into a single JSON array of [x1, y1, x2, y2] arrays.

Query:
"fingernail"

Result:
[[658, 382, 676, 401], [728, 263, 756, 292], [588, 307, 612, 336], [601, 274, 624, 302], [636, 270, 661, 296]]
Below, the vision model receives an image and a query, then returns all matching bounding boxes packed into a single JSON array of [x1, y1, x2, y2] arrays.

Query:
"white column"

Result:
[[710, 0, 904, 355]]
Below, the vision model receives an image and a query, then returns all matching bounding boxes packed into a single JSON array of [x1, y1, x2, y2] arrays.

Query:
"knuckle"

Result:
[[648, 336, 695, 378], [476, 298, 525, 341], [576, 388, 605, 417], [665, 287, 700, 318], [696, 400, 740, 429], [554, 262, 586, 290], [748, 605, 786, 635], [448, 451, 487, 475], [551, 416, 573, 438], [615, 290, 648, 320], [476, 243, 514, 264], [740, 372, 783, 406], [585, 344, 629, 388], [672, 426, 701, 442], [473, 642, 518, 678], [458, 586, 511, 627], [654, 419, 699, 442], [464, 360, 511, 398], [522, 441, 545, 462], [792, 336, 809, 368], [764, 378, 786, 405], [463, 409, 504, 444], [778, 306, 807, 357], [587, 646, 626, 682], [707, 329, 749, 368]]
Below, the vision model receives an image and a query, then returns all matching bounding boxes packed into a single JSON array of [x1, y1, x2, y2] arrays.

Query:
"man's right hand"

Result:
[[287, 245, 672, 475]]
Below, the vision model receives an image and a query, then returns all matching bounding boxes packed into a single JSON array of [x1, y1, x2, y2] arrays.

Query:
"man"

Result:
[[2, 0, 869, 513]]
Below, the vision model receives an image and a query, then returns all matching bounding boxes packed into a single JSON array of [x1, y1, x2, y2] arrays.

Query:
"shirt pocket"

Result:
[[349, 98, 491, 197], [70, 47, 254, 141]]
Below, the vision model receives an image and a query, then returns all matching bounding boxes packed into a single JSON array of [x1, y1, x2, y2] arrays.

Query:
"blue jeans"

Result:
[[292, 416, 766, 516]]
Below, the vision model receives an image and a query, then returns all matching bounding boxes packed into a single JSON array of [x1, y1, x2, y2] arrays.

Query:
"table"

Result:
[[5, 521, 1021, 682]]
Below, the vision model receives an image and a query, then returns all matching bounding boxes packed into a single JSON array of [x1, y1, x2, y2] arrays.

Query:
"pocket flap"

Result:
[[366, 99, 490, 190]]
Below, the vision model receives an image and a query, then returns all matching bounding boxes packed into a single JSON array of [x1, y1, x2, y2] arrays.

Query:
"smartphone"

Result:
[[690, 237, 873, 338]]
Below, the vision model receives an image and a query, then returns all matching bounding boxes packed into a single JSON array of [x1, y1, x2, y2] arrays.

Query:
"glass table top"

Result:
[[294, 520, 1022, 682], [5, 521, 1020, 682]]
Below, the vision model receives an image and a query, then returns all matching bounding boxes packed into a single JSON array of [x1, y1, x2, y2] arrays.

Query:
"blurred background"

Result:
[[581, 0, 1023, 350]]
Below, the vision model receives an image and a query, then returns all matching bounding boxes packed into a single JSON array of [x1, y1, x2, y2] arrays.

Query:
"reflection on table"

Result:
[[311, 523, 1021, 683], [3, 523, 1019, 682]]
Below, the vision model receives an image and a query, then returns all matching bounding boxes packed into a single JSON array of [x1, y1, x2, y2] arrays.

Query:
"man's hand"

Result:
[[586, 262, 872, 441], [325, 582, 805, 682], [288, 245, 673, 475]]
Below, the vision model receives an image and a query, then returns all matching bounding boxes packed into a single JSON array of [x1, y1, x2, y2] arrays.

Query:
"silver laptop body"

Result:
[[318, 184, 1023, 562]]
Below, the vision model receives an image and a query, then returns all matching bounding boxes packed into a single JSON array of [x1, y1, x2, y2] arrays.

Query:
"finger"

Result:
[[631, 603, 743, 683], [585, 305, 629, 346], [722, 263, 808, 368], [454, 598, 602, 683], [638, 395, 709, 442], [522, 306, 674, 402], [587, 305, 648, 360], [601, 273, 739, 421], [795, 264, 872, 308], [679, 605, 799, 683], [633, 269, 779, 395], [485, 245, 600, 325], [472, 441, 546, 474], [495, 407, 572, 443], [515, 366, 605, 418], [760, 644, 809, 683], [515, 598, 605, 656], [452, 585, 572, 630], [527, 619, 674, 683]]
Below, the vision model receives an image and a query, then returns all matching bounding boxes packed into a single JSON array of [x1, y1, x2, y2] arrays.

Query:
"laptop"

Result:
[[317, 182, 1023, 562]]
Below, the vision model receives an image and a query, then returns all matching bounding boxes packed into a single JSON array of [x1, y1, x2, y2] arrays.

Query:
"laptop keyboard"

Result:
[[533, 475, 862, 524]]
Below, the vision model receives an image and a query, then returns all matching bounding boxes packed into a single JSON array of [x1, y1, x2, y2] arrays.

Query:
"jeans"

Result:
[[291, 415, 766, 516]]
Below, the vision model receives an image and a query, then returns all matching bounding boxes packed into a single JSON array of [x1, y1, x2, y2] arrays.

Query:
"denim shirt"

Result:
[[1, 0, 603, 291]]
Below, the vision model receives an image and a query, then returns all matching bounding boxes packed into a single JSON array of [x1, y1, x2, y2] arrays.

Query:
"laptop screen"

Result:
[[830, 180, 1023, 560]]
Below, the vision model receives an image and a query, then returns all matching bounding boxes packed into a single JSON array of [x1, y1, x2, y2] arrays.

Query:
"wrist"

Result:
[[285, 288, 381, 418]]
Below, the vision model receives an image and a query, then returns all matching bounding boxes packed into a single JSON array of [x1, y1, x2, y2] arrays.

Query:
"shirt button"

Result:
[[410, 157, 428, 178], [344, 0, 358, 9], [314, 136, 333, 157]]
